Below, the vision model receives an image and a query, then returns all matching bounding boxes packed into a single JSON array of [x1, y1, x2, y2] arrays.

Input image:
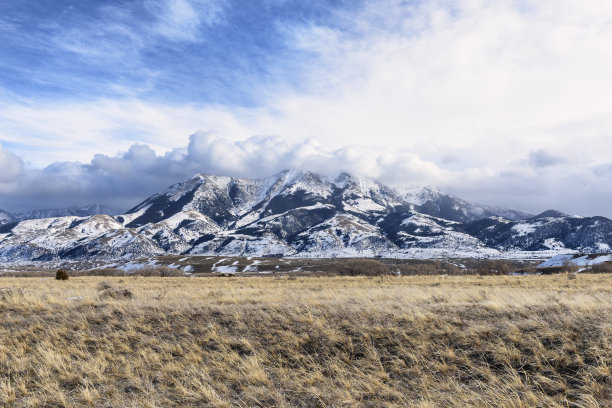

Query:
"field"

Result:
[[1, 273, 611, 407], [0, 255, 539, 277]]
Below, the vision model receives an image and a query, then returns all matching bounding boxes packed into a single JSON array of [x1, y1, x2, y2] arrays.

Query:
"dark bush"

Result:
[[395, 261, 464, 276], [473, 260, 514, 275], [337, 259, 390, 276], [55, 269, 69, 280]]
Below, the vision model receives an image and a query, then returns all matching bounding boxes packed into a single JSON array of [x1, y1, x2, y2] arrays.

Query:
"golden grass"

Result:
[[1, 274, 611, 407]]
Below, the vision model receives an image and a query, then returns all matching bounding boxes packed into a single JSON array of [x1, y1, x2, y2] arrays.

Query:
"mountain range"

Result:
[[0, 204, 119, 223], [0, 170, 610, 263]]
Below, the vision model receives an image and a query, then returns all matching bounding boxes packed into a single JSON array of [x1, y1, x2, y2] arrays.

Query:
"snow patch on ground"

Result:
[[543, 238, 566, 250], [538, 254, 612, 268], [511, 223, 537, 236], [242, 260, 261, 272], [343, 198, 386, 213], [213, 265, 237, 274]]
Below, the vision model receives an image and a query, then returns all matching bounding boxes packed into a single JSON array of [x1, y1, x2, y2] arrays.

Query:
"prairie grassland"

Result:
[[1, 274, 611, 407]]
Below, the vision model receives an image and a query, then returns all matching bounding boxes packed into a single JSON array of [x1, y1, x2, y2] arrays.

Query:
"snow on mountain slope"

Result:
[[193, 234, 298, 257], [387, 212, 488, 253], [1, 170, 610, 262], [461, 215, 612, 252], [124, 171, 313, 228], [0, 214, 160, 261], [396, 185, 440, 206], [294, 213, 396, 256], [136, 210, 220, 253]]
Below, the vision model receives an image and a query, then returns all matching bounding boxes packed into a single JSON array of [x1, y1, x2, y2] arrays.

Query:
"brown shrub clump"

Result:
[[591, 262, 612, 274], [55, 269, 69, 280], [337, 259, 390, 276]]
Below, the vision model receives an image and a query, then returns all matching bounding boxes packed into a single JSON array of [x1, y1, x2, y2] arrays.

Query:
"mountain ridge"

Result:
[[0, 170, 610, 262], [0, 204, 121, 225]]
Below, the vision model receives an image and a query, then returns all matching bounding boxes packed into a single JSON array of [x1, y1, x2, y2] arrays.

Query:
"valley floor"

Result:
[[1, 274, 611, 407]]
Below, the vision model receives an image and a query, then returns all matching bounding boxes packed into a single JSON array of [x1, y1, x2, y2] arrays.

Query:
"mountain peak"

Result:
[[1, 170, 611, 262], [532, 209, 568, 219]]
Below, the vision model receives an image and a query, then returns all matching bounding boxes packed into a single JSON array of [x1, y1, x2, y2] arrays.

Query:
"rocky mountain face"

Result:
[[0, 170, 610, 262]]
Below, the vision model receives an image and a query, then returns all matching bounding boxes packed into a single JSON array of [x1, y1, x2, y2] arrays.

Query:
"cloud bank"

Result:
[[1, 1, 612, 216], [1, 133, 612, 218]]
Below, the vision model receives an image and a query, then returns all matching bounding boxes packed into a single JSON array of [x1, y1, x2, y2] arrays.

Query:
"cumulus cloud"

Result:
[[1, 133, 611, 218], [0, 143, 23, 183], [0, 132, 450, 212], [2, 1, 612, 216]]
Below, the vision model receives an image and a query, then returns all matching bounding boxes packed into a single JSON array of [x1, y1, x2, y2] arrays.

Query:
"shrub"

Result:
[[560, 260, 580, 274], [395, 261, 465, 275], [159, 267, 184, 277], [55, 269, 69, 280], [473, 260, 515, 275], [132, 266, 184, 277], [337, 259, 389, 276]]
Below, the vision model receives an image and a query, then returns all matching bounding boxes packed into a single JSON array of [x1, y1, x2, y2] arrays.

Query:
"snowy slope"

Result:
[[0, 170, 610, 262]]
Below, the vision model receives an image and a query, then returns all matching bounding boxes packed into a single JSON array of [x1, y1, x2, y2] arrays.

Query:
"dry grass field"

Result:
[[1, 274, 611, 407]]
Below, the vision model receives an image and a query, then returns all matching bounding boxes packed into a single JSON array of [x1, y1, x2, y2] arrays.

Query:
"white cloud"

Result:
[[2, 0, 612, 215], [0, 133, 611, 217], [277, 0, 612, 157], [6, 0, 612, 165], [151, 0, 225, 41], [51, 0, 225, 63], [0, 143, 23, 183], [0, 133, 451, 212]]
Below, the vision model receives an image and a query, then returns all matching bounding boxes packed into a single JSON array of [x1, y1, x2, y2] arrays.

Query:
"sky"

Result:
[[1, 0, 612, 216]]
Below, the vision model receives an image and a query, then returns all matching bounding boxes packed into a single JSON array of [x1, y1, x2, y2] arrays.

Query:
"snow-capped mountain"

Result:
[[409, 191, 533, 223], [13, 204, 120, 221], [458, 213, 612, 252], [0, 170, 610, 262]]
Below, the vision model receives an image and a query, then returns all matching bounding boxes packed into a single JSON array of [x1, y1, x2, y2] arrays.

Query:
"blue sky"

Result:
[[0, 0, 348, 104], [1, 0, 612, 215]]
